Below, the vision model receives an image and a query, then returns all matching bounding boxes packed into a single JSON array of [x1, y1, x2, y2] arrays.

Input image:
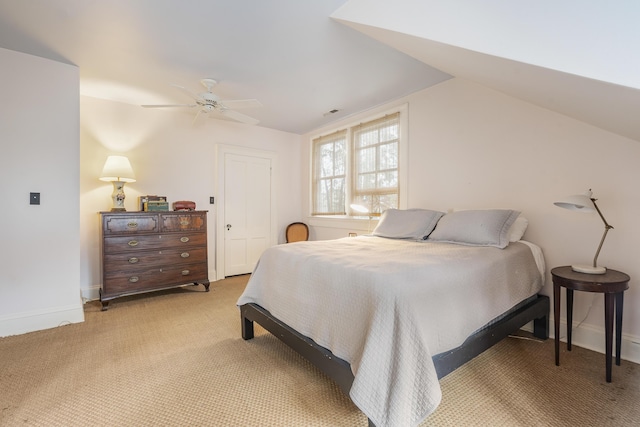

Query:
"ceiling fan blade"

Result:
[[192, 109, 204, 126], [219, 99, 262, 109], [141, 104, 197, 108], [218, 109, 260, 125], [171, 84, 204, 102]]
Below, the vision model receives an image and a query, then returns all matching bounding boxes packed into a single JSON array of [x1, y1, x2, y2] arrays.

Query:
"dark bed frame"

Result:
[[240, 294, 549, 425]]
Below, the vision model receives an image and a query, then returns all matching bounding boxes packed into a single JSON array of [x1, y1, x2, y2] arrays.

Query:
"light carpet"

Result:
[[0, 275, 638, 426]]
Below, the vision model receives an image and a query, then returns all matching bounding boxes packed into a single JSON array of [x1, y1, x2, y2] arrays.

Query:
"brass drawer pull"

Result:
[[181, 252, 190, 258], [127, 221, 138, 228], [129, 276, 139, 283], [180, 236, 190, 243], [128, 240, 139, 247], [181, 270, 190, 276], [128, 257, 139, 264]]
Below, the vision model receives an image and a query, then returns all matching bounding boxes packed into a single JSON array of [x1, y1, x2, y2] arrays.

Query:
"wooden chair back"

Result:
[[286, 222, 309, 243]]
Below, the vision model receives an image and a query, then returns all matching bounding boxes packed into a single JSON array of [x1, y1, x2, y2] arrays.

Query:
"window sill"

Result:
[[307, 215, 378, 230]]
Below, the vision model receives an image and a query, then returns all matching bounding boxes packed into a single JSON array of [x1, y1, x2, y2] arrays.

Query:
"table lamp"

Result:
[[99, 155, 136, 211], [554, 189, 613, 274]]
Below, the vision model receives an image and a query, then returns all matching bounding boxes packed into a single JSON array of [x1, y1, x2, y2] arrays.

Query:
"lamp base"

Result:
[[110, 181, 128, 212], [571, 264, 607, 274]]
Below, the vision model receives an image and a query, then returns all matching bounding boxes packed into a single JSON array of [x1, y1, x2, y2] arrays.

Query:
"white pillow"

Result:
[[372, 208, 445, 240], [508, 216, 529, 242], [427, 209, 521, 248], [452, 208, 528, 242]]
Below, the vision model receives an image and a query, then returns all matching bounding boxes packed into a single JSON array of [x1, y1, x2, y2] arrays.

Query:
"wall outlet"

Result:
[[349, 232, 357, 237], [209, 196, 215, 204]]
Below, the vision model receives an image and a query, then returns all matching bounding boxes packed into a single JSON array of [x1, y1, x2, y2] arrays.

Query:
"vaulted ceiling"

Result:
[[333, 0, 640, 142], [1, 0, 637, 140], [0, 0, 449, 134]]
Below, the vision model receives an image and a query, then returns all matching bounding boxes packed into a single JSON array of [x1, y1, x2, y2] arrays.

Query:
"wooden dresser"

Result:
[[100, 211, 210, 310]]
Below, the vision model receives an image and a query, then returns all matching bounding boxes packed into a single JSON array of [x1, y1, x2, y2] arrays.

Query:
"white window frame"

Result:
[[308, 104, 408, 229], [350, 111, 401, 217], [311, 129, 348, 216]]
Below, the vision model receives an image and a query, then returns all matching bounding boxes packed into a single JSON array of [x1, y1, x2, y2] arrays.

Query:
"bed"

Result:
[[237, 209, 550, 427]]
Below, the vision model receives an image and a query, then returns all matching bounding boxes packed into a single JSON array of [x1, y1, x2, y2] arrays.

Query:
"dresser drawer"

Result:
[[104, 232, 206, 254], [104, 247, 207, 270], [103, 215, 159, 235], [161, 213, 206, 232], [102, 263, 209, 294]]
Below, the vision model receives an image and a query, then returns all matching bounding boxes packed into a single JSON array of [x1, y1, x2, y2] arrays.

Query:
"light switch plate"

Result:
[[30, 192, 40, 205]]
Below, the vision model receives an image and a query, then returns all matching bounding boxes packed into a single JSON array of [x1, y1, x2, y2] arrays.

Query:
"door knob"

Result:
[[226, 224, 232, 230]]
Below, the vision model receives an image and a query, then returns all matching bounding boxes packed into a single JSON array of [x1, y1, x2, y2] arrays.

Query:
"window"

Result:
[[312, 110, 402, 217], [312, 130, 347, 215]]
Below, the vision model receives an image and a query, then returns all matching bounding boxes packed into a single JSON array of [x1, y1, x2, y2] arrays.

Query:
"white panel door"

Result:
[[224, 153, 271, 276]]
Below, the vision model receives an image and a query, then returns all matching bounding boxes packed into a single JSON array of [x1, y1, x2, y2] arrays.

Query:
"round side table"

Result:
[[551, 266, 630, 382]]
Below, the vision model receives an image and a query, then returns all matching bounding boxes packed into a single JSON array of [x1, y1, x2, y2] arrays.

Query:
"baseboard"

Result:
[[0, 303, 85, 338], [81, 285, 101, 302], [522, 319, 640, 365], [554, 319, 640, 365]]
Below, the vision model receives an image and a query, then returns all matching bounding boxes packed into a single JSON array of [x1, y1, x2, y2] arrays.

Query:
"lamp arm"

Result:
[[592, 227, 610, 268], [590, 198, 614, 268], [590, 198, 612, 229]]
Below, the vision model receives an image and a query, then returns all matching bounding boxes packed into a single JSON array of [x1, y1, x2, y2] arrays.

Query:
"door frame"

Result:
[[215, 144, 278, 281]]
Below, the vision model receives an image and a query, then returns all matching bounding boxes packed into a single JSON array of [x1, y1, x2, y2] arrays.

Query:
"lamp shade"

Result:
[[553, 190, 594, 212], [99, 155, 136, 183]]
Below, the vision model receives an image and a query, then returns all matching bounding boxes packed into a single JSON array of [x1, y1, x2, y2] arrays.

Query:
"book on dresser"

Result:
[[99, 210, 210, 310]]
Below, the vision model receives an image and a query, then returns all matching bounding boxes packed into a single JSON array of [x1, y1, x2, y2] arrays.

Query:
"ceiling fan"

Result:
[[142, 78, 262, 125]]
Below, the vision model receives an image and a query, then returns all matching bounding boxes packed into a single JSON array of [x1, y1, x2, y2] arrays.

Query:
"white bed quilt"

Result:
[[237, 236, 544, 427]]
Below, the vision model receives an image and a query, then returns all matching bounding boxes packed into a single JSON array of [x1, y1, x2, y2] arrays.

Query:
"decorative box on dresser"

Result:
[[100, 210, 210, 310]]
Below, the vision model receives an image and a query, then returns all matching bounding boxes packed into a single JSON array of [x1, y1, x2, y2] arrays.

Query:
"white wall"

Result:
[[80, 96, 303, 301], [302, 78, 640, 363], [0, 48, 84, 336]]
